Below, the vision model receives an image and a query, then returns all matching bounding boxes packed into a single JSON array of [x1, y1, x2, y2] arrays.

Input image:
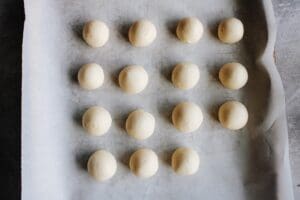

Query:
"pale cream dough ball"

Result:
[[171, 147, 200, 176], [126, 109, 155, 140], [219, 62, 248, 90], [118, 65, 148, 94], [172, 62, 200, 90], [82, 106, 112, 136], [77, 63, 104, 90], [218, 17, 244, 44], [218, 101, 248, 130], [128, 20, 157, 47], [87, 150, 117, 181], [129, 148, 159, 178], [172, 102, 203, 133], [82, 20, 109, 48], [176, 17, 204, 44]]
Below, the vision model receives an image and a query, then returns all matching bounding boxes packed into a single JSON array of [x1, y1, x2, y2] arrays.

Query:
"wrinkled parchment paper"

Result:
[[22, 0, 294, 199]]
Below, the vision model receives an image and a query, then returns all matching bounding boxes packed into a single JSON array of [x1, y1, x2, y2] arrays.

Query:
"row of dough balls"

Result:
[[87, 147, 200, 181], [82, 101, 248, 140], [82, 17, 244, 48], [78, 62, 248, 92]]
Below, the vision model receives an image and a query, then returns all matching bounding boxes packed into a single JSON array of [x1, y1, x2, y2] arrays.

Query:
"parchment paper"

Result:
[[22, 0, 294, 199]]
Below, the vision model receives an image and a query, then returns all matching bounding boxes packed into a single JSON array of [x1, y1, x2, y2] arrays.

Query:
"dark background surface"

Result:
[[0, 0, 299, 199], [0, 0, 23, 199]]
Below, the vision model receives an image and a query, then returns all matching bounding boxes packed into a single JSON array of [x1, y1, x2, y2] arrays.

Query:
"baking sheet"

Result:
[[21, 0, 294, 199]]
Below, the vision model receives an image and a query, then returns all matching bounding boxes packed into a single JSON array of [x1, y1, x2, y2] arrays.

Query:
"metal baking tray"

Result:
[[22, 0, 294, 199]]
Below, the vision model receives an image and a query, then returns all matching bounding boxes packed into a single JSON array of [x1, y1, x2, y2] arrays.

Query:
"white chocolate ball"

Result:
[[171, 147, 200, 175], [87, 150, 117, 181], [218, 101, 248, 130], [218, 18, 244, 44], [129, 149, 159, 178], [82, 20, 109, 48], [77, 63, 104, 90], [176, 17, 204, 44], [128, 20, 157, 47], [82, 106, 112, 136], [118, 65, 148, 94], [172, 102, 203, 133], [172, 63, 200, 90], [126, 109, 155, 140], [219, 62, 248, 90]]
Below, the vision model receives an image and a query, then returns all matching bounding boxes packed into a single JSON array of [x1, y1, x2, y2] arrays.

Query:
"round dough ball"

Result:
[[78, 63, 104, 90], [218, 17, 244, 44], [82, 106, 112, 136], [171, 147, 200, 175], [87, 150, 117, 181], [218, 101, 248, 130], [172, 102, 203, 133], [126, 109, 155, 140], [176, 17, 204, 44], [82, 20, 109, 48], [129, 148, 159, 178], [128, 20, 157, 47], [172, 63, 200, 90], [118, 65, 148, 94], [219, 62, 248, 90]]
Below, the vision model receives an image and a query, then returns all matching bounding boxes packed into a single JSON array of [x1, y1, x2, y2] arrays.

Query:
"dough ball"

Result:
[[82, 20, 109, 48], [218, 101, 248, 130], [87, 150, 117, 181], [129, 148, 159, 178], [219, 62, 248, 90], [171, 147, 200, 175], [172, 62, 200, 90], [128, 20, 157, 47], [78, 63, 104, 90], [218, 17, 244, 44], [176, 17, 204, 44], [126, 109, 155, 140], [118, 65, 148, 94], [82, 106, 112, 136], [172, 102, 203, 133]]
